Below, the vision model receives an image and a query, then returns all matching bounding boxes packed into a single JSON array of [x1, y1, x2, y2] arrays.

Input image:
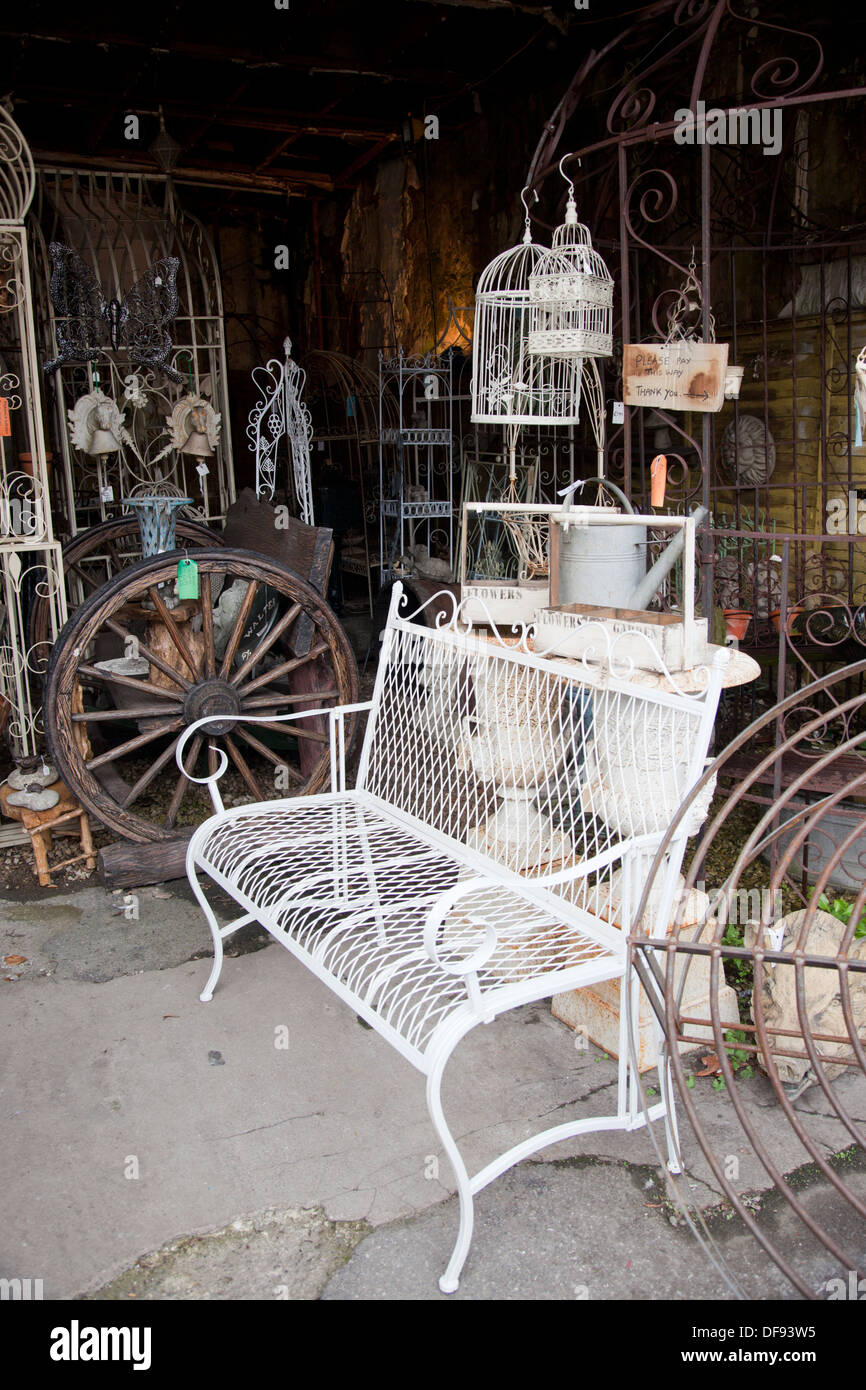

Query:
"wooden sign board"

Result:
[[623, 341, 729, 412]]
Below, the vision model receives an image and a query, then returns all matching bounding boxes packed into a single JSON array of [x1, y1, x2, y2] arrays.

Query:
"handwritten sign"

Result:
[[0, 397, 10, 437], [623, 341, 729, 412]]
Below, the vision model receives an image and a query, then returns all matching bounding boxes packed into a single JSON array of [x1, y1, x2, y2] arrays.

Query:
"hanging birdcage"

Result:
[[471, 191, 584, 427], [527, 163, 613, 361]]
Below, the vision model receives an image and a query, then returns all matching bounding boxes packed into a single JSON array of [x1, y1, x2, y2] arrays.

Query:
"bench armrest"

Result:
[[175, 701, 374, 812], [423, 876, 501, 978], [422, 833, 670, 1009]]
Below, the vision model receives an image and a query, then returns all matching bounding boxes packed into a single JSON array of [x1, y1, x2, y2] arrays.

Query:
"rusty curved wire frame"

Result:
[[630, 659, 866, 1298]]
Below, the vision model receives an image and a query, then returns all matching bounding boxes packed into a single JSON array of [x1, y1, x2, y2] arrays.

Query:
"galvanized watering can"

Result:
[[552, 477, 707, 611]]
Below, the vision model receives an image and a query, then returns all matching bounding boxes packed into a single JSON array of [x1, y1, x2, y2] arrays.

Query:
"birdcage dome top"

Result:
[[0, 106, 35, 222], [529, 200, 613, 296], [534, 238, 613, 284], [475, 238, 548, 301]]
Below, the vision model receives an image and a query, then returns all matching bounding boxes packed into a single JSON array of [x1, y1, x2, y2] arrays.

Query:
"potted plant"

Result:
[[722, 566, 753, 640], [769, 602, 805, 636], [723, 607, 752, 640]]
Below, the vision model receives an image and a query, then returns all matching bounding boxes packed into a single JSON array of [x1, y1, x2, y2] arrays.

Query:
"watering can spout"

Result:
[[627, 505, 708, 610]]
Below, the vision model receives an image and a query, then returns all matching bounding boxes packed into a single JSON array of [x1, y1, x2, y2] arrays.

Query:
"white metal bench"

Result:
[[176, 584, 728, 1293]]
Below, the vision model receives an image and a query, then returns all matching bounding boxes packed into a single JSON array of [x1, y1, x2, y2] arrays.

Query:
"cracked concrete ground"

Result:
[[1, 878, 864, 1300]]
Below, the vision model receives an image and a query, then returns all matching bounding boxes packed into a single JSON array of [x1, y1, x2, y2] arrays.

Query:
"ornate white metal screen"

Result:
[[246, 336, 314, 522], [0, 110, 67, 760], [30, 169, 235, 537]]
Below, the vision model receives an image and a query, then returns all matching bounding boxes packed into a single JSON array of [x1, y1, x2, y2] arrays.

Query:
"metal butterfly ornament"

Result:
[[43, 243, 182, 382]]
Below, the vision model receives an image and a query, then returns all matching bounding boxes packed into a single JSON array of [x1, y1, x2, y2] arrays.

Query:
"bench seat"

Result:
[[193, 789, 624, 1069]]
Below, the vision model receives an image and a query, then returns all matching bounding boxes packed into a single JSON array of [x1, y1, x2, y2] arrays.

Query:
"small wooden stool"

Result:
[[0, 780, 97, 887]]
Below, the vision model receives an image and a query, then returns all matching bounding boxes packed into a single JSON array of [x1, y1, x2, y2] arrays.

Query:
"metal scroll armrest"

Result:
[[174, 701, 374, 813], [422, 875, 503, 1013]]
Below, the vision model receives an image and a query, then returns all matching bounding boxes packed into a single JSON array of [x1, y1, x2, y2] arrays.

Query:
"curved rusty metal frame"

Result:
[[521, 0, 866, 627], [629, 657, 866, 1298]]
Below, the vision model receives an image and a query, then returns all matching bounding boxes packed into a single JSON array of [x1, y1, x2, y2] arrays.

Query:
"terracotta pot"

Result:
[[770, 605, 804, 635], [724, 608, 752, 640]]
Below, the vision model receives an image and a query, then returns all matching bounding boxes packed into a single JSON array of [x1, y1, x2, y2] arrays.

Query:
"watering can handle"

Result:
[[557, 477, 635, 515]]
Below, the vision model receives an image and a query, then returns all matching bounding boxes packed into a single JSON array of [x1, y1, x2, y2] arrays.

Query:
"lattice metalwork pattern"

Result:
[[197, 798, 611, 1057], [362, 613, 717, 886]]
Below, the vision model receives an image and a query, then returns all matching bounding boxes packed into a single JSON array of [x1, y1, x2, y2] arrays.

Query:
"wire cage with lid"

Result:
[[527, 163, 614, 361], [470, 192, 584, 427]]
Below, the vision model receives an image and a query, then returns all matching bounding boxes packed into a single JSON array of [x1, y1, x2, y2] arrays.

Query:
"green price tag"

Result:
[[177, 557, 199, 599]]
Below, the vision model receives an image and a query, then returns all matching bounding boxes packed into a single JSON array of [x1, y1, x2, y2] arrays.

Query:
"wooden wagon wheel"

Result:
[[43, 547, 359, 842], [28, 514, 224, 670]]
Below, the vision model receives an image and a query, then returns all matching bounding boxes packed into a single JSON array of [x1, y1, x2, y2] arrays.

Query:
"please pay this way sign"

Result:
[[623, 341, 729, 412]]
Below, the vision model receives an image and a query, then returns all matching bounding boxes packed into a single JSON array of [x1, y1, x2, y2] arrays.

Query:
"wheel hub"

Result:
[[183, 678, 241, 736]]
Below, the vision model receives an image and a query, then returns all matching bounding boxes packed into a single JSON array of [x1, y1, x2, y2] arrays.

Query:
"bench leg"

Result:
[[658, 1041, 683, 1174], [426, 1033, 475, 1295], [188, 862, 225, 1003]]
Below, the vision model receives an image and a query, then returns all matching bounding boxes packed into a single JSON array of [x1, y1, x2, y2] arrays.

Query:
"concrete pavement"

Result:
[[1, 878, 863, 1300]]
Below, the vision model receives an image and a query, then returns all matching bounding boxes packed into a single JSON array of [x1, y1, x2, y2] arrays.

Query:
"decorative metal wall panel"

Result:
[[0, 114, 67, 761], [30, 170, 235, 536]]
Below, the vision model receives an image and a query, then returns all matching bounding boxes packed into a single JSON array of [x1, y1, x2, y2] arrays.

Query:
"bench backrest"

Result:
[[357, 585, 727, 925]]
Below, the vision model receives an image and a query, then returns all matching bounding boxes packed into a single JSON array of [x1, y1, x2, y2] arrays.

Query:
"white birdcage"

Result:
[[527, 160, 613, 360], [471, 190, 583, 427]]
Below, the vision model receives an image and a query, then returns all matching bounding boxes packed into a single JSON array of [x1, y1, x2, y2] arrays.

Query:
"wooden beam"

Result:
[[0, 28, 462, 86], [18, 87, 402, 142], [33, 147, 335, 194]]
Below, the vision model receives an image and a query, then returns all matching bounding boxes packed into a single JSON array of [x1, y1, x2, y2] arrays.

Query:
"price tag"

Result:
[[0, 397, 11, 436], [611, 401, 625, 424], [100, 485, 114, 503], [195, 462, 209, 477], [177, 557, 199, 599]]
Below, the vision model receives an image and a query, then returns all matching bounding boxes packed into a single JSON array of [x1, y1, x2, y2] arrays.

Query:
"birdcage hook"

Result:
[[520, 185, 539, 243]]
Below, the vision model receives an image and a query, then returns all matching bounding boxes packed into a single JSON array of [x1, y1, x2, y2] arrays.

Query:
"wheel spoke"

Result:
[[73, 704, 179, 722], [200, 586, 216, 678], [121, 733, 184, 808], [229, 602, 301, 687], [86, 718, 183, 771], [165, 733, 202, 828], [224, 734, 267, 800], [104, 619, 194, 692], [67, 559, 104, 596], [146, 587, 201, 681], [105, 540, 125, 574], [241, 688, 338, 711], [234, 725, 304, 784], [236, 641, 330, 697], [219, 580, 259, 679], [78, 663, 185, 703], [243, 718, 328, 744]]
